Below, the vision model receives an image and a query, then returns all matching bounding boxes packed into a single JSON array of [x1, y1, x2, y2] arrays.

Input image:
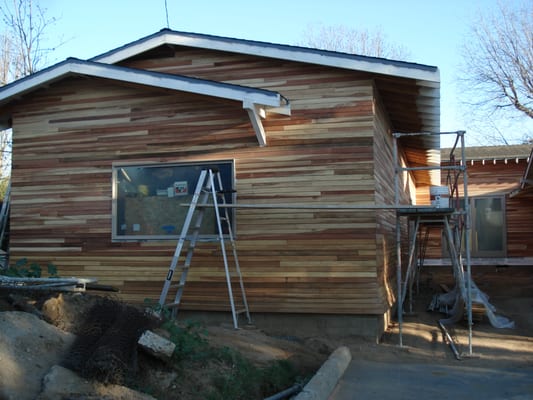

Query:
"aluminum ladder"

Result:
[[158, 168, 251, 329]]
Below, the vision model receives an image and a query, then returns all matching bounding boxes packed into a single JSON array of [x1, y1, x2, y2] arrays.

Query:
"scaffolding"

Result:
[[393, 130, 474, 355]]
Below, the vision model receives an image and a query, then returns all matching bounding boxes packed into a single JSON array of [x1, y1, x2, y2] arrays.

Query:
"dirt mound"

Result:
[[37, 365, 156, 400], [61, 296, 158, 385], [0, 291, 326, 399], [0, 311, 75, 400]]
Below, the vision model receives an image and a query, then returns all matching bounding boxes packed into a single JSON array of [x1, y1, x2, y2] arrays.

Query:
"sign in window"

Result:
[[112, 161, 234, 240]]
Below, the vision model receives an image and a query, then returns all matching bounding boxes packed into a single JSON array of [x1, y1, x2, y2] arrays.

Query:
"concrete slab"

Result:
[[328, 359, 533, 400]]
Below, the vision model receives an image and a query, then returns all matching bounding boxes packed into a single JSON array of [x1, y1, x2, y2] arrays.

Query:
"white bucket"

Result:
[[430, 186, 450, 208]]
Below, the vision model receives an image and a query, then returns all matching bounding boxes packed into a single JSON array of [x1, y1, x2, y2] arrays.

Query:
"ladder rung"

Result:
[[164, 302, 181, 309], [235, 309, 247, 314], [170, 283, 185, 289]]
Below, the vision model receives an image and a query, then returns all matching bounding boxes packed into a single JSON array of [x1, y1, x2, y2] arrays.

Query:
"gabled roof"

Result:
[[0, 58, 290, 145], [92, 29, 439, 82], [0, 29, 441, 154], [91, 29, 440, 134]]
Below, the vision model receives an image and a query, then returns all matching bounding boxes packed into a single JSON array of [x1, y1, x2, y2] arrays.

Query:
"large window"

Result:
[[472, 196, 506, 257], [442, 195, 506, 258], [112, 161, 234, 241]]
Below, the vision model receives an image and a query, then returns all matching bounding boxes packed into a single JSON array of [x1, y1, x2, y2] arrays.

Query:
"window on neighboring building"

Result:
[[112, 161, 235, 241], [472, 196, 506, 257], [442, 195, 506, 258]]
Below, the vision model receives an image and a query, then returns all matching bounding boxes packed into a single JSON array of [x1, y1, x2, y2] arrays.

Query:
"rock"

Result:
[[37, 365, 157, 400], [138, 330, 176, 362], [0, 311, 75, 400]]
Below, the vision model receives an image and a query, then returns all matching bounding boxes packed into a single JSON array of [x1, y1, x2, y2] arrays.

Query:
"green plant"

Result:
[[166, 319, 210, 361], [206, 348, 261, 400], [1, 258, 58, 278], [143, 299, 210, 362], [206, 347, 300, 400], [260, 359, 299, 396], [140, 300, 302, 399]]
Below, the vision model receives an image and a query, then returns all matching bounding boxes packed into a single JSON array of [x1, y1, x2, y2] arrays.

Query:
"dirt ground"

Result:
[[329, 265, 533, 373], [0, 264, 532, 399]]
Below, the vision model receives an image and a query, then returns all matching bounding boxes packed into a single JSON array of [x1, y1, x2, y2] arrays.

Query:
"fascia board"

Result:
[[93, 32, 440, 83], [0, 59, 284, 108]]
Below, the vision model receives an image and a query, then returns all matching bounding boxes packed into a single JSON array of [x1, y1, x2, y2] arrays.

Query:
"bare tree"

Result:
[[0, 0, 58, 80], [0, 30, 14, 180], [0, 33, 14, 85], [297, 23, 411, 60], [460, 2, 533, 121], [0, 0, 60, 183]]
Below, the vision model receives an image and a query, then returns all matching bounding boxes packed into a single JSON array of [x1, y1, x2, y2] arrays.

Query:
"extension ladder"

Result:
[[158, 168, 251, 329]]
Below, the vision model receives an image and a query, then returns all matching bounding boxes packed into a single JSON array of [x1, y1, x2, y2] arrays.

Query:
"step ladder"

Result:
[[158, 168, 251, 329]]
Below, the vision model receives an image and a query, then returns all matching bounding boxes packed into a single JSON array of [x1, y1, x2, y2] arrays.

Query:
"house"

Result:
[[0, 29, 442, 338], [424, 144, 533, 264]]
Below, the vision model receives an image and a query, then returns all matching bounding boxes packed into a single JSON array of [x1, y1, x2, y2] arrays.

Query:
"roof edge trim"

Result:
[[0, 58, 287, 109], [92, 29, 440, 83]]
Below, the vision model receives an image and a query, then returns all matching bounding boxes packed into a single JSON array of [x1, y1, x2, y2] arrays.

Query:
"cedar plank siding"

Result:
[[465, 160, 533, 259], [423, 158, 533, 260], [8, 49, 405, 315], [507, 192, 533, 257], [372, 89, 401, 310]]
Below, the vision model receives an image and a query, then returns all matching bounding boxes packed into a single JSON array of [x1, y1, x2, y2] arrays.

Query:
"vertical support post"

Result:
[[460, 132, 473, 355], [393, 133, 403, 347], [405, 217, 420, 313], [209, 170, 239, 330]]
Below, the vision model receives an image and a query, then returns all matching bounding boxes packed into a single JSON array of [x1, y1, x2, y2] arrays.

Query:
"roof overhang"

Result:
[[91, 29, 441, 167], [1, 29, 440, 154], [93, 30, 439, 81], [0, 58, 290, 146], [92, 29, 440, 129]]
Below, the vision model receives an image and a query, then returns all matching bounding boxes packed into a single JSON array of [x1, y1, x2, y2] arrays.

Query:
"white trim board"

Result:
[[93, 30, 440, 83]]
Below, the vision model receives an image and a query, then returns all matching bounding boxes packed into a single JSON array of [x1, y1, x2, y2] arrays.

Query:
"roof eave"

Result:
[[92, 30, 440, 83], [0, 58, 291, 144], [92, 29, 440, 144]]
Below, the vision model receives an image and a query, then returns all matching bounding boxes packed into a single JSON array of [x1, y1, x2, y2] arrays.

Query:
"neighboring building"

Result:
[[425, 144, 533, 264], [0, 29, 442, 338]]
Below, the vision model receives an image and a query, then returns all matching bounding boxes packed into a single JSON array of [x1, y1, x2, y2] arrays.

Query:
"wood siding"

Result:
[[372, 89, 401, 309], [423, 159, 533, 259], [507, 192, 533, 257], [8, 49, 416, 316]]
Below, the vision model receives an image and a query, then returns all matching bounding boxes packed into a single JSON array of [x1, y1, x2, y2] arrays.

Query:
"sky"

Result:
[[32, 0, 533, 147]]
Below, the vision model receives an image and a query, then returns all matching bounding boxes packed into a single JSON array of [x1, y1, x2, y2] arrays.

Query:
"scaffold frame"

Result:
[[393, 130, 474, 355]]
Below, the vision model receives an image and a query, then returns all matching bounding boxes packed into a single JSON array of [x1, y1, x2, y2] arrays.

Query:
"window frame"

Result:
[[441, 195, 507, 258], [470, 195, 507, 257], [111, 159, 236, 242]]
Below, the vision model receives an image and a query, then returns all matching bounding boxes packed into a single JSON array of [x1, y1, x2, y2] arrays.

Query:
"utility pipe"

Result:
[[263, 383, 303, 400], [438, 321, 462, 361]]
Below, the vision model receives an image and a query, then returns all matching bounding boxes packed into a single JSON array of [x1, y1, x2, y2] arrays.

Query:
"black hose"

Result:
[[263, 383, 303, 400]]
